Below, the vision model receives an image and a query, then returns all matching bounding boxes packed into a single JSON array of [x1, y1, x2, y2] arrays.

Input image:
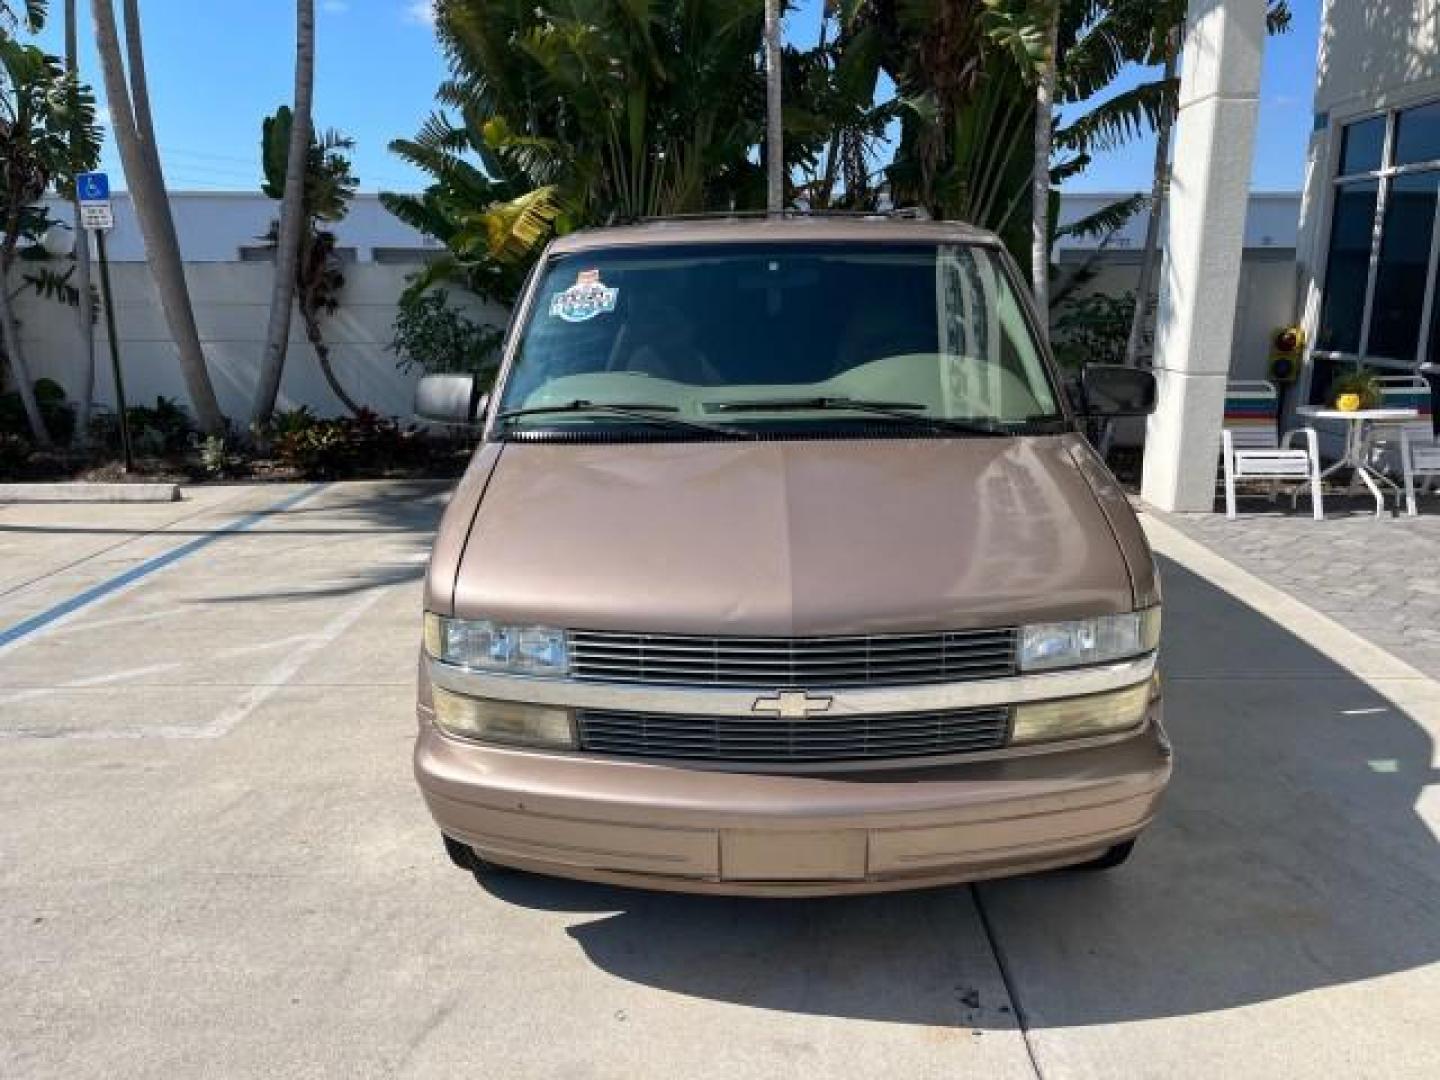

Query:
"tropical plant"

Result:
[[1051, 289, 1135, 370], [841, 0, 1172, 287], [256, 107, 362, 416], [270, 407, 420, 479], [251, 0, 315, 429], [788, 5, 896, 210], [383, 0, 771, 306], [391, 289, 503, 384], [1330, 366, 1382, 411], [0, 34, 100, 445], [90, 0, 224, 434]]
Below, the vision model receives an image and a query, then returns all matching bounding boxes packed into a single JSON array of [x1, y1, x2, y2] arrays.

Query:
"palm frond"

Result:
[[472, 184, 565, 264], [1055, 191, 1147, 240], [1056, 76, 1175, 154]]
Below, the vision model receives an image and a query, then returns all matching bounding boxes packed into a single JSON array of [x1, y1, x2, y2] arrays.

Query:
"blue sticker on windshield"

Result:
[[550, 269, 618, 322]]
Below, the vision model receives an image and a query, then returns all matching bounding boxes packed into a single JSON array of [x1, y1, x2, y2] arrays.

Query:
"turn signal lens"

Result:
[[1011, 683, 1151, 745], [431, 689, 575, 748]]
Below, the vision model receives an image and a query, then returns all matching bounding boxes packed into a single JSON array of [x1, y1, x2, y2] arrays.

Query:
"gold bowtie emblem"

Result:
[[752, 690, 834, 719]]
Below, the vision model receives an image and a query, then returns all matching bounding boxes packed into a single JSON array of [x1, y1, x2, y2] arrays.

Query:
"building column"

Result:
[[1141, 0, 1266, 512]]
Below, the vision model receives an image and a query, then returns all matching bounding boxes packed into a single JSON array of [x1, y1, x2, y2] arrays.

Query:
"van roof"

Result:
[[548, 214, 1001, 254]]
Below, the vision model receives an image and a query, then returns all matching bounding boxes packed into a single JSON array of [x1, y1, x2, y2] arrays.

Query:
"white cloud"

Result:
[[95, 104, 112, 130], [403, 0, 436, 26]]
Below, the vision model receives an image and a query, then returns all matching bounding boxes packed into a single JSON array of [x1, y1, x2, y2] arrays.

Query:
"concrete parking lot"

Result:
[[2, 481, 1438, 1079]]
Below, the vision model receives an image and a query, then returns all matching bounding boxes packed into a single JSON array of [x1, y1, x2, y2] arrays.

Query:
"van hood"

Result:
[[449, 435, 1138, 636]]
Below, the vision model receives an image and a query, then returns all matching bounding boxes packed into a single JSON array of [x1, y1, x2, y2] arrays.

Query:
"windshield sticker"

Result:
[[550, 270, 619, 323]]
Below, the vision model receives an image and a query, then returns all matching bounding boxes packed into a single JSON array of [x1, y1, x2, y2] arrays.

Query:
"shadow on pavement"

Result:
[[468, 556, 1440, 1030]]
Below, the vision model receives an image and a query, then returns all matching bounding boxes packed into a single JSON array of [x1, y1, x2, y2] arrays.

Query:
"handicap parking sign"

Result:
[[77, 172, 110, 204]]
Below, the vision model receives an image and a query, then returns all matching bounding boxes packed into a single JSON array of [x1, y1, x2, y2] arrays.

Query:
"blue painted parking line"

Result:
[[0, 484, 326, 652]]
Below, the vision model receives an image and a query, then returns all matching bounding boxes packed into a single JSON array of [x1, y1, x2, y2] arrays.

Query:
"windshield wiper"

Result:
[[495, 400, 754, 439], [707, 396, 1013, 436]]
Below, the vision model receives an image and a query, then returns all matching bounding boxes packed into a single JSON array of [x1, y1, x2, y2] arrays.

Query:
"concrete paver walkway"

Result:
[[1161, 503, 1440, 677]]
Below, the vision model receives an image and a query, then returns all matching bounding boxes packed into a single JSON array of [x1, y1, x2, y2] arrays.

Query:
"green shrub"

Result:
[[0, 378, 76, 444], [125, 396, 195, 455], [392, 289, 503, 386], [270, 408, 422, 479], [199, 435, 249, 479], [1051, 291, 1136, 371]]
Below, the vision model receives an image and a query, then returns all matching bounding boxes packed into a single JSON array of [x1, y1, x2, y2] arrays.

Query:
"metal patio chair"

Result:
[[1363, 373, 1439, 515], [1221, 380, 1324, 520]]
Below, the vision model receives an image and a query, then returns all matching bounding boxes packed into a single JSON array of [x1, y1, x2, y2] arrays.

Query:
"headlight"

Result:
[[431, 689, 575, 747], [424, 614, 568, 675], [1011, 682, 1152, 745], [1019, 607, 1160, 672]]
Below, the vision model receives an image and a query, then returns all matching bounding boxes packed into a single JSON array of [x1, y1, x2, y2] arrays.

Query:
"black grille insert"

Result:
[[577, 707, 1010, 764]]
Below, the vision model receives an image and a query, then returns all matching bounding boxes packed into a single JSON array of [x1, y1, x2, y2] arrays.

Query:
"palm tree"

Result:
[[764, 0, 782, 213], [251, 0, 314, 430], [258, 110, 361, 416], [0, 39, 101, 445], [1122, 40, 1175, 368], [90, 0, 224, 434], [64, 0, 97, 446], [1031, 2, 1060, 317]]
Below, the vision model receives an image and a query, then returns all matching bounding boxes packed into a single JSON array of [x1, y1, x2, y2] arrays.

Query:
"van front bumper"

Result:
[[414, 704, 1171, 897]]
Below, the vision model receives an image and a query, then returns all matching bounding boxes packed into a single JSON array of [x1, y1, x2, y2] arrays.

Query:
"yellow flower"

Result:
[[1336, 392, 1362, 412]]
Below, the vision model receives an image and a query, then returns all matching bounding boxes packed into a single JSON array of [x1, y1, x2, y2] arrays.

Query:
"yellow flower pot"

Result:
[[1336, 392, 1362, 412]]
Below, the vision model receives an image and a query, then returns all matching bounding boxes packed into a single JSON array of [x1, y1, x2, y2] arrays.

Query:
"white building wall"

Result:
[[1297, 0, 1440, 370], [13, 262, 506, 425], [1055, 191, 1300, 254], [41, 192, 440, 263], [1313, 0, 1440, 117]]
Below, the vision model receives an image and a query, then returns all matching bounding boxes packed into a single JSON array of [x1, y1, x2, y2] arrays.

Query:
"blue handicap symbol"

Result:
[[78, 172, 110, 202]]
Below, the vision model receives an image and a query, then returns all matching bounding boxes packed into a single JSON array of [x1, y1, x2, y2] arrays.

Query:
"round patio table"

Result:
[[1296, 405, 1419, 518]]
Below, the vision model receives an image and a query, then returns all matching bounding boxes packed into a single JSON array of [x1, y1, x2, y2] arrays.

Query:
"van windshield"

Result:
[[496, 241, 1063, 437]]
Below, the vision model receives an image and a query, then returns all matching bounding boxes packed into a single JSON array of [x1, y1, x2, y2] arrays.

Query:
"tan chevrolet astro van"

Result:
[[412, 215, 1167, 896]]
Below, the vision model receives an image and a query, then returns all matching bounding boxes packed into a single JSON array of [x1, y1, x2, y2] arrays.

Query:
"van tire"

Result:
[[442, 833, 479, 872], [1077, 839, 1135, 871]]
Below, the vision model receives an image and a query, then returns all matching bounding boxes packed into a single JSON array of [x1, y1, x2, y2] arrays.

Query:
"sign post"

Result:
[[77, 171, 132, 472]]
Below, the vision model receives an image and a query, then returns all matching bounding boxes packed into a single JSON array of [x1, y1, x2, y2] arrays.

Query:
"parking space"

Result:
[[2, 483, 1437, 1078]]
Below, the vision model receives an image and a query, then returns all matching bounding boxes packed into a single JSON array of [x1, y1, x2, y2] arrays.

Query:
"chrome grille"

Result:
[[567, 629, 1017, 688], [577, 708, 1010, 764]]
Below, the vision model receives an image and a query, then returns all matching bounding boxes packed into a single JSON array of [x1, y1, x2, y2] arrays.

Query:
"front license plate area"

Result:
[[719, 829, 867, 881]]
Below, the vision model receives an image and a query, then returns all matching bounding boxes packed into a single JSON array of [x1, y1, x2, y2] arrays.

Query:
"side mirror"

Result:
[[1081, 365, 1157, 418], [415, 374, 487, 426]]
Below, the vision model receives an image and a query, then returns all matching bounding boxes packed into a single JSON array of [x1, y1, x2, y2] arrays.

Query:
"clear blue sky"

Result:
[[35, 0, 1318, 196]]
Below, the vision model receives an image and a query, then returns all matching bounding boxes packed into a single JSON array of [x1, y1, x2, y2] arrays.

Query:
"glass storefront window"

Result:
[[1395, 101, 1440, 167], [1317, 103, 1440, 374], [1339, 116, 1387, 175], [1316, 180, 1379, 354], [1368, 174, 1440, 359]]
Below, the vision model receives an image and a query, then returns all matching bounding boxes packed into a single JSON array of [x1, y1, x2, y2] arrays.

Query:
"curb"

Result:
[[0, 482, 182, 504]]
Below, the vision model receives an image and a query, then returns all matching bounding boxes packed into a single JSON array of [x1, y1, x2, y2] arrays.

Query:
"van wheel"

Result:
[[1076, 839, 1135, 871], [442, 833, 479, 872]]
